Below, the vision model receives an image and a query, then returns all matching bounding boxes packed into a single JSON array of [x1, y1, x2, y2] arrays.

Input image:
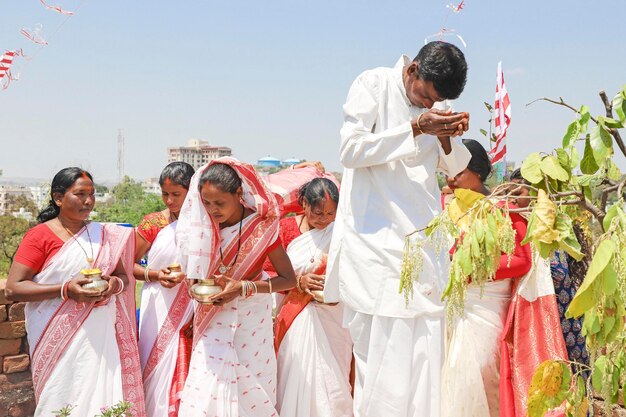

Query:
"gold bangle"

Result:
[[268, 278, 273, 294], [296, 275, 304, 293], [144, 267, 151, 283], [415, 113, 424, 135]]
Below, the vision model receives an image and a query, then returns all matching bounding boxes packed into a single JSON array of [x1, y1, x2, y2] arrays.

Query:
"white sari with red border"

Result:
[[275, 223, 353, 417], [175, 157, 281, 417], [138, 220, 193, 417], [25, 222, 145, 417]]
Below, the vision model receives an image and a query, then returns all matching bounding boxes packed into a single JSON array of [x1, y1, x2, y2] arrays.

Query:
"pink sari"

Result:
[[26, 222, 145, 417], [176, 157, 280, 417]]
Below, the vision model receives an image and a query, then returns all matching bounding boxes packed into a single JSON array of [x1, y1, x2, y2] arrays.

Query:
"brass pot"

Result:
[[190, 279, 222, 304], [311, 290, 325, 303], [81, 268, 108, 293], [168, 263, 184, 279]]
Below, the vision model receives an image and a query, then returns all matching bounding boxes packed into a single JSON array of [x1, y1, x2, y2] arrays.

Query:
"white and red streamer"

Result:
[[39, 0, 74, 16], [489, 61, 511, 165], [21, 24, 49, 45]]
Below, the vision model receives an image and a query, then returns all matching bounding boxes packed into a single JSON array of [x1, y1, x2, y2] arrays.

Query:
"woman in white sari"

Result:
[[440, 140, 532, 417], [274, 178, 353, 417], [175, 158, 297, 417], [5, 167, 145, 417], [134, 162, 195, 417]]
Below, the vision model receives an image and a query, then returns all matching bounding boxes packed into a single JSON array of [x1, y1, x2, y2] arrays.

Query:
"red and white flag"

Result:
[[489, 61, 511, 165], [0, 50, 17, 79]]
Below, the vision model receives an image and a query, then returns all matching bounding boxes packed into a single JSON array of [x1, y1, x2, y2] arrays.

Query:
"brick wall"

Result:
[[0, 280, 35, 417]]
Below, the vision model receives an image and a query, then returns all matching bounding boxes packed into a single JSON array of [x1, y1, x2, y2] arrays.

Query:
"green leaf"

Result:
[[592, 356, 607, 393], [599, 115, 624, 129], [560, 235, 584, 261], [601, 263, 618, 295], [580, 136, 599, 175], [479, 128, 488, 137], [589, 125, 613, 164], [555, 148, 570, 169], [579, 105, 591, 132], [540, 155, 569, 181], [602, 315, 616, 339], [567, 239, 616, 318], [521, 153, 544, 184], [562, 120, 581, 148], [603, 204, 620, 231], [606, 159, 622, 181], [569, 147, 580, 170]]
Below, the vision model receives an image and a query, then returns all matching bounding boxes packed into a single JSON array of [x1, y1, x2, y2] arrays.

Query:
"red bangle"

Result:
[[61, 280, 70, 301], [111, 276, 124, 296]]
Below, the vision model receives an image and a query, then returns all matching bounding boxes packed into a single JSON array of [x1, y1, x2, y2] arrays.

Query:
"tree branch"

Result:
[[599, 90, 626, 158], [525, 97, 599, 124]]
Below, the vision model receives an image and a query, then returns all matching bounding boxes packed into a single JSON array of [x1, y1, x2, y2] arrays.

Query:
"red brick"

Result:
[[8, 303, 25, 321], [3, 354, 29, 374], [0, 321, 26, 339], [0, 370, 33, 390], [0, 306, 6, 322], [8, 398, 35, 417], [0, 282, 11, 307], [0, 338, 21, 356]]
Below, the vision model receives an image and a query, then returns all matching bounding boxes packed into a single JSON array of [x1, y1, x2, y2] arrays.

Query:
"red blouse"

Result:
[[137, 211, 170, 245], [14, 223, 64, 273], [263, 216, 302, 277]]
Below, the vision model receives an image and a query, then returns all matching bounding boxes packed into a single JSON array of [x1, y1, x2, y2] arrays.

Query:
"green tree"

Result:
[[94, 183, 109, 194], [0, 215, 30, 276], [94, 176, 164, 225], [404, 85, 626, 415], [6, 194, 38, 216]]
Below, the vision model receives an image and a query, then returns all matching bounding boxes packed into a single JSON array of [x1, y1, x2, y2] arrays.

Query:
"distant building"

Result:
[[167, 139, 232, 171], [257, 156, 282, 168], [282, 158, 302, 167], [29, 185, 49, 210], [142, 178, 161, 195], [0, 185, 33, 216]]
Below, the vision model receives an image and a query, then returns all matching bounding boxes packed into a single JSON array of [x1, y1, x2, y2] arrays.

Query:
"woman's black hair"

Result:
[[462, 139, 492, 182], [37, 167, 93, 223], [159, 162, 195, 190], [509, 168, 529, 184], [198, 163, 241, 194], [297, 178, 339, 209]]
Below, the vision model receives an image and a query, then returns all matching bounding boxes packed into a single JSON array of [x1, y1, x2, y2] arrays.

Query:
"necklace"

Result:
[[169, 210, 179, 223], [299, 216, 330, 263], [218, 205, 244, 274], [62, 220, 95, 267]]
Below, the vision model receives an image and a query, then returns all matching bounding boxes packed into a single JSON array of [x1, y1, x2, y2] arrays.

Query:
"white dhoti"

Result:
[[440, 279, 512, 417], [345, 308, 443, 417]]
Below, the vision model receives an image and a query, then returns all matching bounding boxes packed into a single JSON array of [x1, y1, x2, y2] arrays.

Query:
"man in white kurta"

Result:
[[324, 41, 472, 417]]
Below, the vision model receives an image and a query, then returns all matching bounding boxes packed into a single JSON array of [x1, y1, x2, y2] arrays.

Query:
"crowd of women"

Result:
[[4, 139, 585, 417]]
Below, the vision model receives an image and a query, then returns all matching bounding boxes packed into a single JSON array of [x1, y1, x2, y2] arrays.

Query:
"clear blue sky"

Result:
[[2, 0, 625, 182]]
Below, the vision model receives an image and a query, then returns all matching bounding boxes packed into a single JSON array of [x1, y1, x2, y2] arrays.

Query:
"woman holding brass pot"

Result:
[[5, 167, 145, 417], [175, 158, 295, 417], [133, 161, 195, 417]]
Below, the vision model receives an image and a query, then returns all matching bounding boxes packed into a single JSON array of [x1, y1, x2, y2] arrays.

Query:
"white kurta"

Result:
[[325, 55, 471, 318], [325, 55, 471, 417]]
